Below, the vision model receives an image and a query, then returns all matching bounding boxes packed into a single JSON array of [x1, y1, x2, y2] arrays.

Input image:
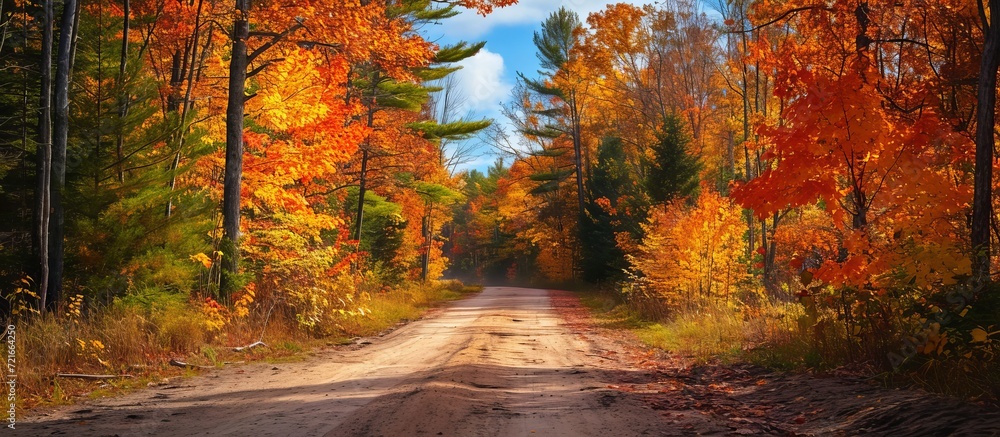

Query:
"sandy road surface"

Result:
[[24, 287, 675, 436]]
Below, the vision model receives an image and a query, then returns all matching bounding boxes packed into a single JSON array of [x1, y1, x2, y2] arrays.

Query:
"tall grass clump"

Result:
[[609, 281, 852, 369]]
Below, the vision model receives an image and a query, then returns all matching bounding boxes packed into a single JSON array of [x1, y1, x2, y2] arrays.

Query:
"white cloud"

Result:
[[442, 0, 649, 40], [451, 48, 512, 114]]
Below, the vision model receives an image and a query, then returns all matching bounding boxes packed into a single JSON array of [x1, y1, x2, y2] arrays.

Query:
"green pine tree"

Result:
[[580, 137, 646, 283], [645, 113, 701, 204], [66, 7, 214, 299]]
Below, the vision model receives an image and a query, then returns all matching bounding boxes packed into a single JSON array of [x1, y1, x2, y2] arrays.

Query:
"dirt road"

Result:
[[24, 287, 677, 436], [23, 287, 1000, 436]]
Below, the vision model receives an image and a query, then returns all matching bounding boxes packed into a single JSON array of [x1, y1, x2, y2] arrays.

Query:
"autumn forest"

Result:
[[2, 0, 1000, 411]]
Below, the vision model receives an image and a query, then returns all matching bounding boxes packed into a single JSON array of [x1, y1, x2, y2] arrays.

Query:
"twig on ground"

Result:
[[233, 341, 267, 352], [55, 373, 134, 380], [168, 359, 215, 370]]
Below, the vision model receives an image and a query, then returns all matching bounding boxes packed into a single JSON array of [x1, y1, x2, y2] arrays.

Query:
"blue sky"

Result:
[[421, 1, 651, 172]]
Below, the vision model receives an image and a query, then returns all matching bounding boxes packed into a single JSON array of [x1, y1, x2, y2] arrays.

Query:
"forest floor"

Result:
[[22, 287, 1000, 436]]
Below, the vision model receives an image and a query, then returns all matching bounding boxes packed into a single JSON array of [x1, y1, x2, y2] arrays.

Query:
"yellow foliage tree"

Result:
[[629, 187, 748, 311]]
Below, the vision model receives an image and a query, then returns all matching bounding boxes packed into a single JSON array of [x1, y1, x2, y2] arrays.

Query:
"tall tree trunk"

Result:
[[421, 212, 431, 282], [114, 0, 129, 184], [973, 0, 1000, 290], [94, 1, 104, 191], [354, 75, 378, 244], [220, 0, 249, 300], [570, 94, 585, 215], [48, 0, 78, 311], [166, 0, 207, 218], [570, 91, 585, 281], [740, 16, 755, 259], [34, 0, 54, 312], [167, 50, 183, 112], [165, 152, 182, 218], [727, 131, 735, 179], [763, 213, 780, 294], [354, 148, 369, 241]]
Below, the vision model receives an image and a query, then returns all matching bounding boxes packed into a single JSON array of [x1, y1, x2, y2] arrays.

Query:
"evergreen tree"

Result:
[[342, 189, 408, 283], [66, 6, 214, 300], [0, 1, 41, 313], [519, 7, 585, 213], [349, 35, 490, 251], [645, 113, 701, 204], [580, 137, 645, 283]]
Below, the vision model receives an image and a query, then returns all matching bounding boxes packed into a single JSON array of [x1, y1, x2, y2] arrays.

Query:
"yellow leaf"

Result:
[[190, 253, 213, 269], [971, 327, 988, 343]]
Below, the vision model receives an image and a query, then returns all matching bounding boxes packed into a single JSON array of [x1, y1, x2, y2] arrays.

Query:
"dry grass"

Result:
[[579, 286, 1000, 404], [634, 306, 746, 363], [15, 310, 180, 410], [336, 280, 481, 337], [580, 289, 843, 368], [7, 280, 480, 416]]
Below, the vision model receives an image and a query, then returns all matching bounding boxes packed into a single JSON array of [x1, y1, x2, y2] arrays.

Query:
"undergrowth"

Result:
[[582, 291, 795, 365], [579, 287, 1000, 404], [7, 280, 480, 415], [335, 281, 480, 337]]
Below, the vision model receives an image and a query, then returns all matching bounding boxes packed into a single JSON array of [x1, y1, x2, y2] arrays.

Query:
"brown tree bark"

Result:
[[354, 76, 378, 244], [220, 0, 250, 300], [972, 0, 1000, 289], [34, 0, 54, 312], [114, 0, 129, 184], [48, 0, 78, 311]]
